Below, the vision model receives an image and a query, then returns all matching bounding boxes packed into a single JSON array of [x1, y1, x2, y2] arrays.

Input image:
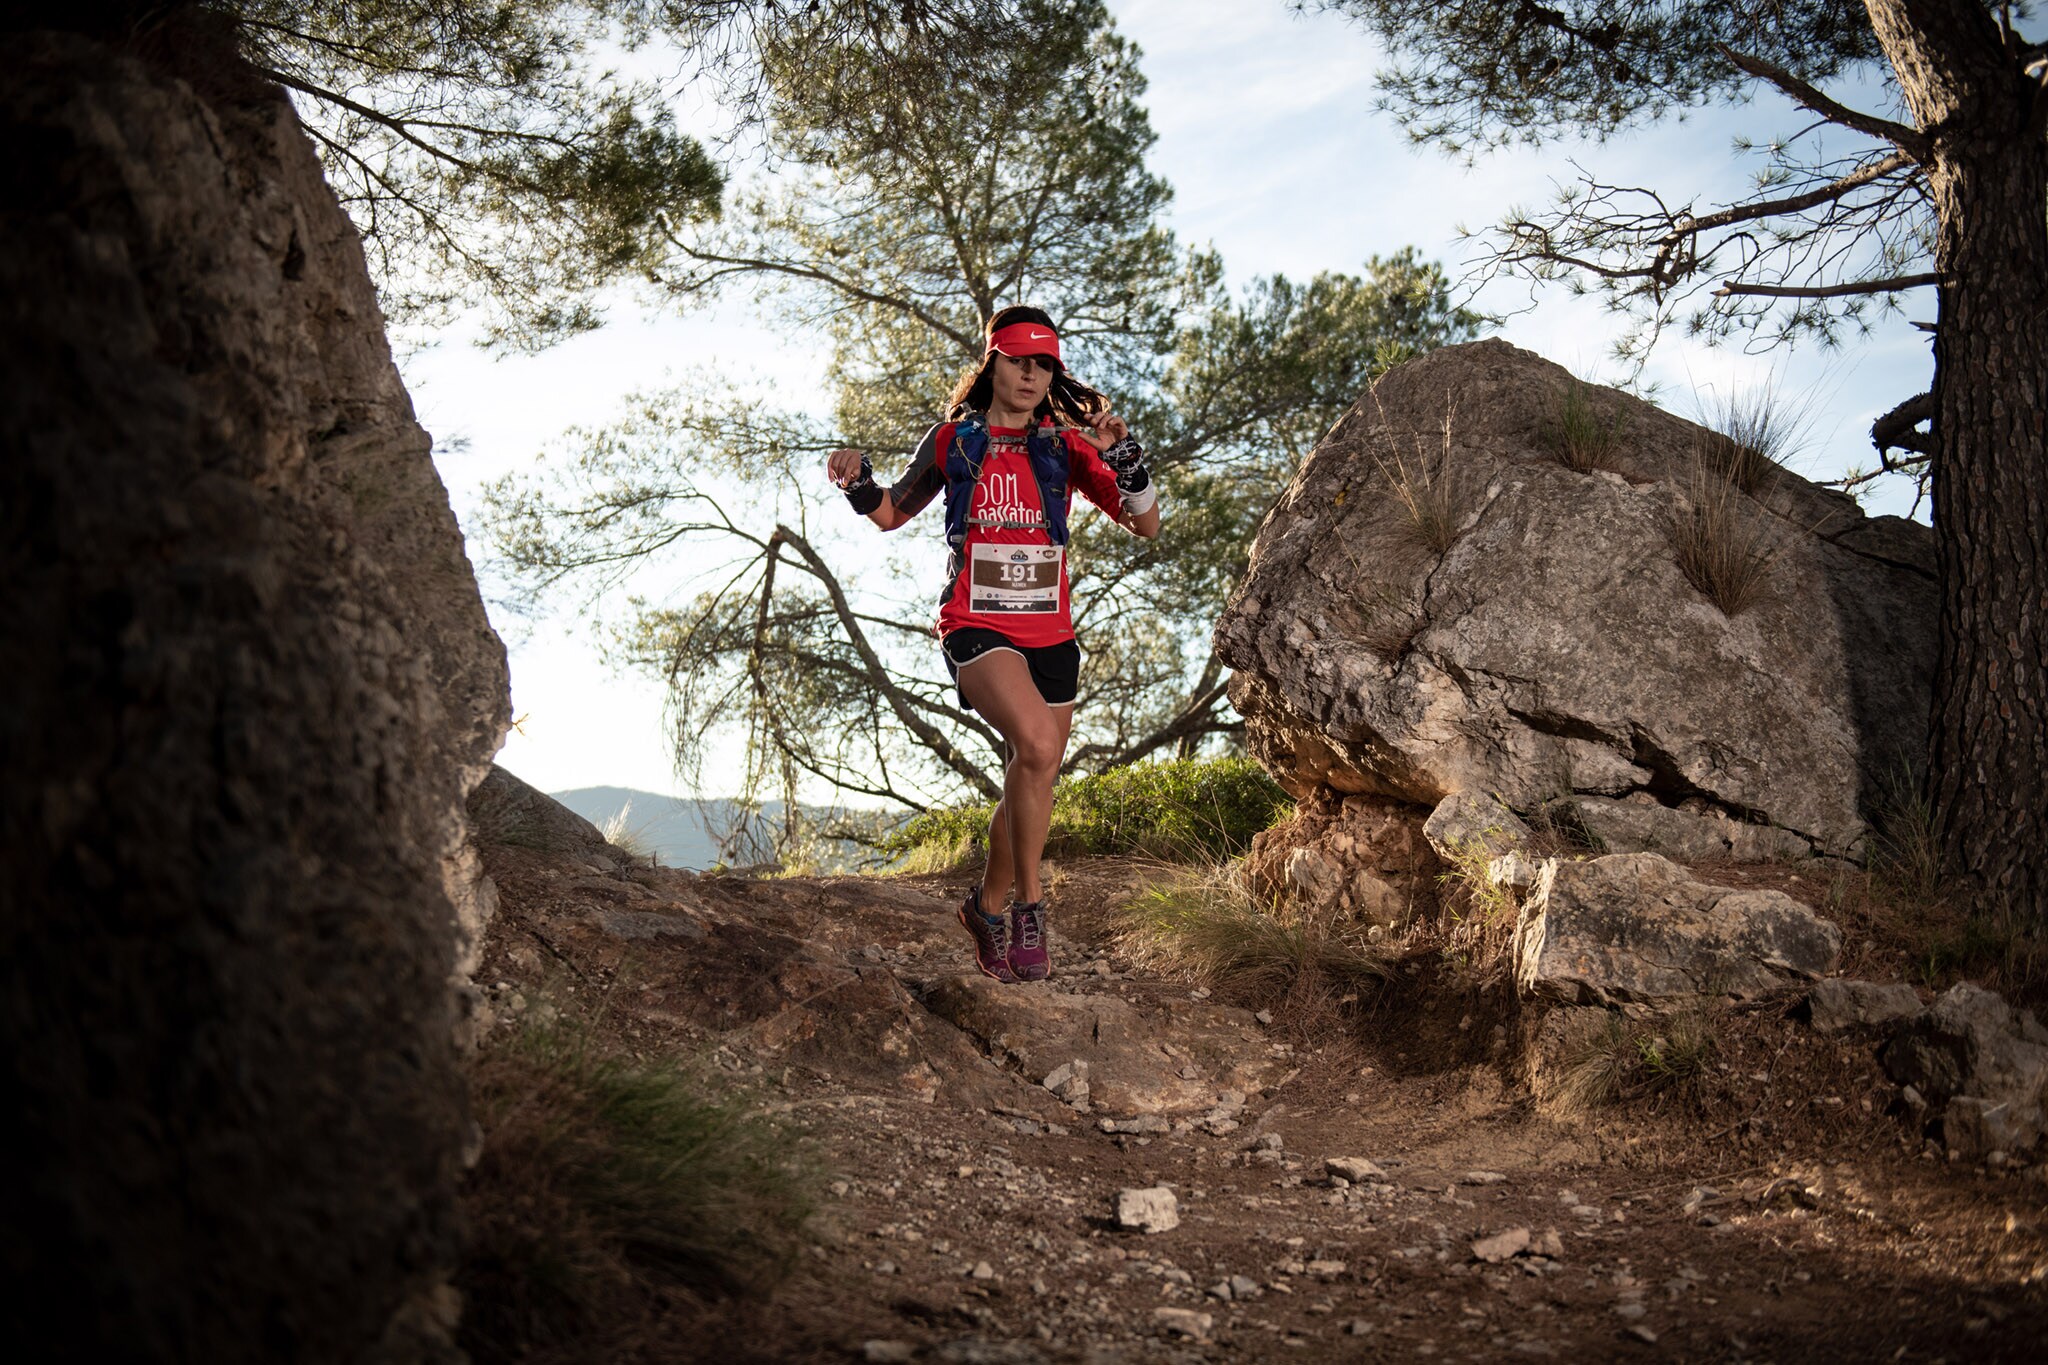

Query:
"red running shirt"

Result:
[[887, 423, 1125, 647]]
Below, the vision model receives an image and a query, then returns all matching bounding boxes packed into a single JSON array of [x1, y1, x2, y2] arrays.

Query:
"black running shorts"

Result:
[[942, 628, 1080, 710]]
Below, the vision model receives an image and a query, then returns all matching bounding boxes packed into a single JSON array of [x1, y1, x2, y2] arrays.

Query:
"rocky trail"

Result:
[[473, 844, 2048, 1363]]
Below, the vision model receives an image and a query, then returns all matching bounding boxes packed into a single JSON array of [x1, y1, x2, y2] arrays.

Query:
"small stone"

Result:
[[1471, 1227, 1532, 1264], [1613, 1301, 1648, 1322], [862, 1342, 917, 1364], [1462, 1170, 1507, 1185], [874, 1260, 897, 1275], [1326, 1156, 1387, 1182], [1533, 1229, 1564, 1258], [1346, 1319, 1375, 1336], [1116, 1186, 1180, 1234], [1255, 1010, 1275, 1025], [1098, 1114, 1171, 1135], [1627, 1325, 1658, 1344], [1230, 1273, 1263, 1300], [1307, 1260, 1348, 1277], [969, 1260, 995, 1280], [1152, 1307, 1212, 1340], [1206, 1280, 1233, 1301], [1254, 1132, 1284, 1152]]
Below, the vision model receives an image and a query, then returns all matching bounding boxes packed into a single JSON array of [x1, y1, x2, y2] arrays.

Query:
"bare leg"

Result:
[[960, 651, 1073, 906]]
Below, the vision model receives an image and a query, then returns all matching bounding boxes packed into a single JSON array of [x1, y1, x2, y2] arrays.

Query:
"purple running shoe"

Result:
[[958, 887, 1016, 982], [1009, 900, 1051, 981]]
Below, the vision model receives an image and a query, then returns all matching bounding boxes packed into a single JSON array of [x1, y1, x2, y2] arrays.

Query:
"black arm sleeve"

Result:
[[887, 423, 947, 519]]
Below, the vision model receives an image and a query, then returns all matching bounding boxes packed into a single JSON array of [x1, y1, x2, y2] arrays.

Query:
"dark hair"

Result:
[[946, 305, 1109, 426]]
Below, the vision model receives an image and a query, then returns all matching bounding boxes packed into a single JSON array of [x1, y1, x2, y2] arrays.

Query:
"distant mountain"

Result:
[[548, 787, 880, 870], [548, 787, 743, 869]]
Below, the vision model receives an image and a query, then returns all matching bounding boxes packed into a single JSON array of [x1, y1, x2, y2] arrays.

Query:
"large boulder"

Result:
[[1, 27, 508, 1363], [1513, 853, 1842, 1008], [1215, 339, 1937, 860], [1883, 984, 2048, 1160]]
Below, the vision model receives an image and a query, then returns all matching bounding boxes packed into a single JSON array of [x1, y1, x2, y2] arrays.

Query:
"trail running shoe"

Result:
[[1009, 900, 1051, 981], [958, 888, 1016, 983]]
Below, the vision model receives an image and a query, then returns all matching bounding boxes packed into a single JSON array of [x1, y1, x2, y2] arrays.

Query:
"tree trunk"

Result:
[[1867, 0, 2048, 923]]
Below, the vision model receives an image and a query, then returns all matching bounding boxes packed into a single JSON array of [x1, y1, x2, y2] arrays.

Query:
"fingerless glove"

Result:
[[833, 453, 884, 515], [1101, 436, 1156, 516]]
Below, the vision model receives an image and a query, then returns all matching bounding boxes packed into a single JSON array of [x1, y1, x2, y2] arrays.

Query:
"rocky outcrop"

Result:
[[470, 763, 626, 862], [922, 975, 1281, 1115], [1, 29, 507, 1364], [1238, 792, 1443, 926], [1884, 984, 2048, 1160], [1513, 853, 1842, 1008], [1807, 979, 1925, 1033], [1215, 339, 1937, 861]]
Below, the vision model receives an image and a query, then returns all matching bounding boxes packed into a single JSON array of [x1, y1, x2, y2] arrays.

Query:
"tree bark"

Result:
[[1866, 0, 2048, 923]]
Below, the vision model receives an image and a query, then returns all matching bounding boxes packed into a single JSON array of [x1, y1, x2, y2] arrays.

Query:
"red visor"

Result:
[[988, 321, 1061, 366]]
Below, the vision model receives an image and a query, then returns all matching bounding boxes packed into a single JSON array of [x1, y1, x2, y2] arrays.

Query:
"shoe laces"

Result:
[[1013, 901, 1043, 951]]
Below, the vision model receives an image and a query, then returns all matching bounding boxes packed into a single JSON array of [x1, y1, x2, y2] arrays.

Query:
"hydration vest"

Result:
[[941, 412, 1073, 554]]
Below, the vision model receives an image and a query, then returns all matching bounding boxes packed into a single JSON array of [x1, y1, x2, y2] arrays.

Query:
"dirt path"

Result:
[[474, 849, 2048, 1363]]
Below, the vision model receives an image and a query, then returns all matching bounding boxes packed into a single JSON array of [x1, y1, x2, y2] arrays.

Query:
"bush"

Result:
[[459, 1009, 814, 1361], [884, 756, 1292, 869]]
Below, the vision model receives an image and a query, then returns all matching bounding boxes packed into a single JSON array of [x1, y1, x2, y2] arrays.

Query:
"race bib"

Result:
[[968, 543, 1062, 614]]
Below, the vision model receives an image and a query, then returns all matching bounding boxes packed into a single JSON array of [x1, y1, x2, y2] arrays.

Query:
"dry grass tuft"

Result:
[[1548, 1002, 1722, 1116], [459, 1002, 814, 1361], [1539, 377, 1628, 473], [1114, 866, 1389, 1013], [1695, 381, 1810, 494], [1669, 451, 1787, 616], [1373, 406, 1468, 554], [598, 799, 659, 864]]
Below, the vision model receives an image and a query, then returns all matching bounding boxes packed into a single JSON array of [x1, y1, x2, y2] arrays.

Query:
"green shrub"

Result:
[[884, 756, 1292, 868]]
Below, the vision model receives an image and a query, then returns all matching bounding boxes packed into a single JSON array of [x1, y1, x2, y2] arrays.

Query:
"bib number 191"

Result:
[[969, 545, 1062, 614]]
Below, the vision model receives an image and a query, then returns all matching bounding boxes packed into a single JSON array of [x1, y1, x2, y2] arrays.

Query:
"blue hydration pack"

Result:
[[941, 412, 1072, 556]]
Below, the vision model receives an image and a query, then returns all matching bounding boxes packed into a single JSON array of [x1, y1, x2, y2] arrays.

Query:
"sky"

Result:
[[401, 0, 1940, 801]]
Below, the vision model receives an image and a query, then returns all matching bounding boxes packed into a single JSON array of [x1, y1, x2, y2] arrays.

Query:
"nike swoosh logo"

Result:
[[1028, 330, 1051, 339]]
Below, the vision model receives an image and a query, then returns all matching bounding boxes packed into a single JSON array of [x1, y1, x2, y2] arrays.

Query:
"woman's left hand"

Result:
[[1081, 411, 1128, 450]]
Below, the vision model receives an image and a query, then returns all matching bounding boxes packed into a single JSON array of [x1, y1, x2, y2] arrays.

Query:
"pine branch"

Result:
[[1720, 47, 1929, 160], [1715, 271, 1940, 299], [1871, 390, 1936, 458]]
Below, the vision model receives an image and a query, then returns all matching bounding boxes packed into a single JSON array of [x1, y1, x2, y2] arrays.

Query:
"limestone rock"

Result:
[[2, 32, 507, 1362], [1326, 1156, 1388, 1183], [1425, 791, 1532, 862], [1215, 339, 1937, 860], [1559, 795, 1813, 863], [1514, 853, 1842, 1007], [1808, 979, 1925, 1033], [1471, 1227, 1532, 1263], [1883, 984, 2048, 1159], [1240, 791, 1441, 923], [1152, 1307, 1212, 1339], [1116, 1186, 1180, 1234]]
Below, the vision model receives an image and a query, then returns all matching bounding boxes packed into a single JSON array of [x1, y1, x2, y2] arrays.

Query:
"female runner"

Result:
[[825, 306, 1161, 981]]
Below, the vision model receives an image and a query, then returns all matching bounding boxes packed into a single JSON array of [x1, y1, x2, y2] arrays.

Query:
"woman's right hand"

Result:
[[826, 447, 868, 487]]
